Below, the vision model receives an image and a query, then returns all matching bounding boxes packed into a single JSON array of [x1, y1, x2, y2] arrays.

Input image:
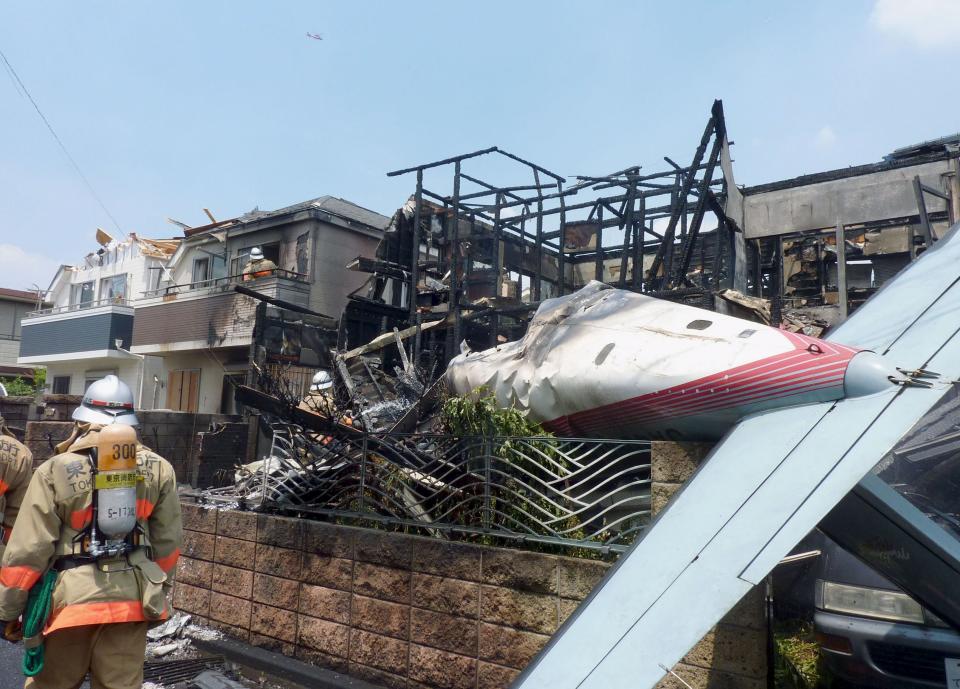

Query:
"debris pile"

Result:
[[145, 612, 222, 661], [716, 288, 835, 337]]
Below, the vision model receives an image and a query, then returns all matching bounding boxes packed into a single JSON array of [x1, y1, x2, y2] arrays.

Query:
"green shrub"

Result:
[[1, 376, 35, 396]]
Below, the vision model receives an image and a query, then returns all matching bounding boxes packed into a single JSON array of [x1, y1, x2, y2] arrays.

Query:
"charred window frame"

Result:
[[296, 233, 309, 275]]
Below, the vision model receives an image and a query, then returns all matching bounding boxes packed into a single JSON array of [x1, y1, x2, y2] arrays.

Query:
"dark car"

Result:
[[781, 532, 960, 688]]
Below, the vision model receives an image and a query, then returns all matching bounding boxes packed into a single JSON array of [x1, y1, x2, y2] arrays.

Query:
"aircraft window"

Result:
[[738, 329, 757, 338], [687, 320, 712, 330]]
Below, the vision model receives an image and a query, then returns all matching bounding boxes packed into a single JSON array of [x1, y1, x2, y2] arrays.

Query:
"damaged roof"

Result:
[[239, 195, 390, 231], [743, 133, 958, 196]]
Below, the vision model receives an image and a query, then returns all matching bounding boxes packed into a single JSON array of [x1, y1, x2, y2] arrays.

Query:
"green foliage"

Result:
[[774, 621, 819, 688], [32, 368, 46, 392], [440, 389, 601, 555], [441, 388, 547, 439], [1, 376, 36, 396]]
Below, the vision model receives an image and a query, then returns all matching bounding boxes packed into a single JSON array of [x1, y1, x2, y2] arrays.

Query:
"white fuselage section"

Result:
[[447, 282, 864, 440]]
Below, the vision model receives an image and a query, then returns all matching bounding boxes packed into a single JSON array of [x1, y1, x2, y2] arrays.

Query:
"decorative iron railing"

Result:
[[195, 425, 651, 553]]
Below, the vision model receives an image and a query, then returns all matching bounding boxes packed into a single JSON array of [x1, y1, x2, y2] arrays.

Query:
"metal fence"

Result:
[[201, 425, 651, 553]]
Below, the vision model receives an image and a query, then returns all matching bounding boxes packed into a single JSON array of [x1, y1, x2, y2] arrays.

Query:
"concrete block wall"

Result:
[[175, 505, 611, 689], [137, 411, 246, 487], [41, 394, 82, 421], [0, 396, 33, 438], [23, 421, 76, 470], [651, 442, 768, 689], [20, 411, 247, 486]]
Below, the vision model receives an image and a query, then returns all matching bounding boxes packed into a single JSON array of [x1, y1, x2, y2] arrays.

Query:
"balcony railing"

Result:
[[141, 269, 307, 299], [26, 297, 131, 318]]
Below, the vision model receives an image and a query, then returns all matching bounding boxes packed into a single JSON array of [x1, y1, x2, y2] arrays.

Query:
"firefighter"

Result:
[[0, 416, 32, 559], [241, 246, 277, 280], [299, 370, 335, 416], [0, 375, 182, 689]]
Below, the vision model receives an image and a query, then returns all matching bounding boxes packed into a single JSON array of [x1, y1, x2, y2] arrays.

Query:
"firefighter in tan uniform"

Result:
[[298, 370, 335, 416], [0, 418, 32, 558], [0, 376, 182, 689], [241, 246, 277, 281]]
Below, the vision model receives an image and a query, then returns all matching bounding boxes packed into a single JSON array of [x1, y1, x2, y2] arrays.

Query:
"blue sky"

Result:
[[1, 0, 958, 291]]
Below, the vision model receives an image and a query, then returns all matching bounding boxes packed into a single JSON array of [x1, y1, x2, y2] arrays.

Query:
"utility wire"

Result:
[[0, 47, 123, 233]]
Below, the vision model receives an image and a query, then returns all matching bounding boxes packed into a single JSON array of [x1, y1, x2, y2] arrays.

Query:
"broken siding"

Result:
[[132, 293, 258, 348]]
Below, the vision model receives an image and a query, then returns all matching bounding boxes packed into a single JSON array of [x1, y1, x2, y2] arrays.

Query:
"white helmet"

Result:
[[310, 370, 333, 391], [249, 246, 264, 261], [73, 375, 139, 426]]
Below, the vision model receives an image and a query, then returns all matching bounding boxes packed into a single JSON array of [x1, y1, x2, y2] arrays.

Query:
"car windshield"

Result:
[[872, 386, 960, 541]]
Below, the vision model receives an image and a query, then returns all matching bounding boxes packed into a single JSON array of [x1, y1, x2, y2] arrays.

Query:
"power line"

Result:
[[0, 47, 123, 233]]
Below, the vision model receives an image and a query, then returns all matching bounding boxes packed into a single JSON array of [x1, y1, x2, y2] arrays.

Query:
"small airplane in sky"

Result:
[[306, 32, 323, 41]]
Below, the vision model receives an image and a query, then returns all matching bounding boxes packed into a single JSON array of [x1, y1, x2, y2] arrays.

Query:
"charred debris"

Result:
[[236, 100, 750, 433], [210, 99, 899, 513]]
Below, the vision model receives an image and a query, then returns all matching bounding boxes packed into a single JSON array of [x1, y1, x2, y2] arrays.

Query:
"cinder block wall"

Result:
[[651, 442, 768, 689], [20, 412, 247, 486], [24, 421, 75, 470], [137, 411, 246, 487], [175, 504, 611, 689], [0, 396, 33, 436]]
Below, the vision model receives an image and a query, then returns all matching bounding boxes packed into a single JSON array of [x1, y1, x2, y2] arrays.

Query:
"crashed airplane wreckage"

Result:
[[507, 224, 960, 688], [447, 280, 911, 441]]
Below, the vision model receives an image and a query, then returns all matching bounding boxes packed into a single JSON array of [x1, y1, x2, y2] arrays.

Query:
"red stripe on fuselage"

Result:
[[544, 331, 858, 435]]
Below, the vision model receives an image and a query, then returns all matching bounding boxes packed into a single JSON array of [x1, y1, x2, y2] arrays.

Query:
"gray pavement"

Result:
[[0, 639, 22, 681]]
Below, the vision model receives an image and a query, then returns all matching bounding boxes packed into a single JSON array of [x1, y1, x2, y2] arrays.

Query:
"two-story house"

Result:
[[130, 196, 388, 414], [18, 232, 179, 405], [0, 287, 46, 385]]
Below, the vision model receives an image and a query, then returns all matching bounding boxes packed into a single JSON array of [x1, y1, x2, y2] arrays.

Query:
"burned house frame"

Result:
[[339, 100, 746, 372]]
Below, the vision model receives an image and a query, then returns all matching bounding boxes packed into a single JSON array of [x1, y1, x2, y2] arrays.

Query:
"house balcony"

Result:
[[130, 271, 310, 355], [18, 299, 135, 364]]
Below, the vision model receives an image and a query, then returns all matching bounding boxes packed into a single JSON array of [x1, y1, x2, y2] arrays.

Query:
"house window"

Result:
[[52, 376, 70, 394], [192, 258, 210, 285], [70, 281, 95, 308], [230, 243, 281, 276], [84, 369, 117, 392], [166, 369, 201, 412], [100, 274, 127, 304], [211, 254, 227, 281]]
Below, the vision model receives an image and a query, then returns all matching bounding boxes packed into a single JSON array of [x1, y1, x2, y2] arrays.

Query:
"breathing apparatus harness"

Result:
[[60, 424, 144, 569]]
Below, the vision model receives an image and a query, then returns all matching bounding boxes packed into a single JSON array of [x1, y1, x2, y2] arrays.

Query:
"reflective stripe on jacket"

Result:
[[0, 427, 32, 562], [0, 425, 181, 634]]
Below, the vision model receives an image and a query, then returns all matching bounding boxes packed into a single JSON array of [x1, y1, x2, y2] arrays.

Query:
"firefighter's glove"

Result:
[[2, 618, 22, 643]]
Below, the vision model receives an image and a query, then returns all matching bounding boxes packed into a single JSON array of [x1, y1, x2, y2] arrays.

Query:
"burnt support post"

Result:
[[557, 179, 567, 295], [632, 195, 645, 290], [618, 181, 637, 288], [534, 170, 544, 301], [595, 204, 605, 282], [409, 169, 423, 323], [491, 192, 503, 348], [450, 161, 462, 359], [771, 237, 783, 327], [836, 217, 848, 321]]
